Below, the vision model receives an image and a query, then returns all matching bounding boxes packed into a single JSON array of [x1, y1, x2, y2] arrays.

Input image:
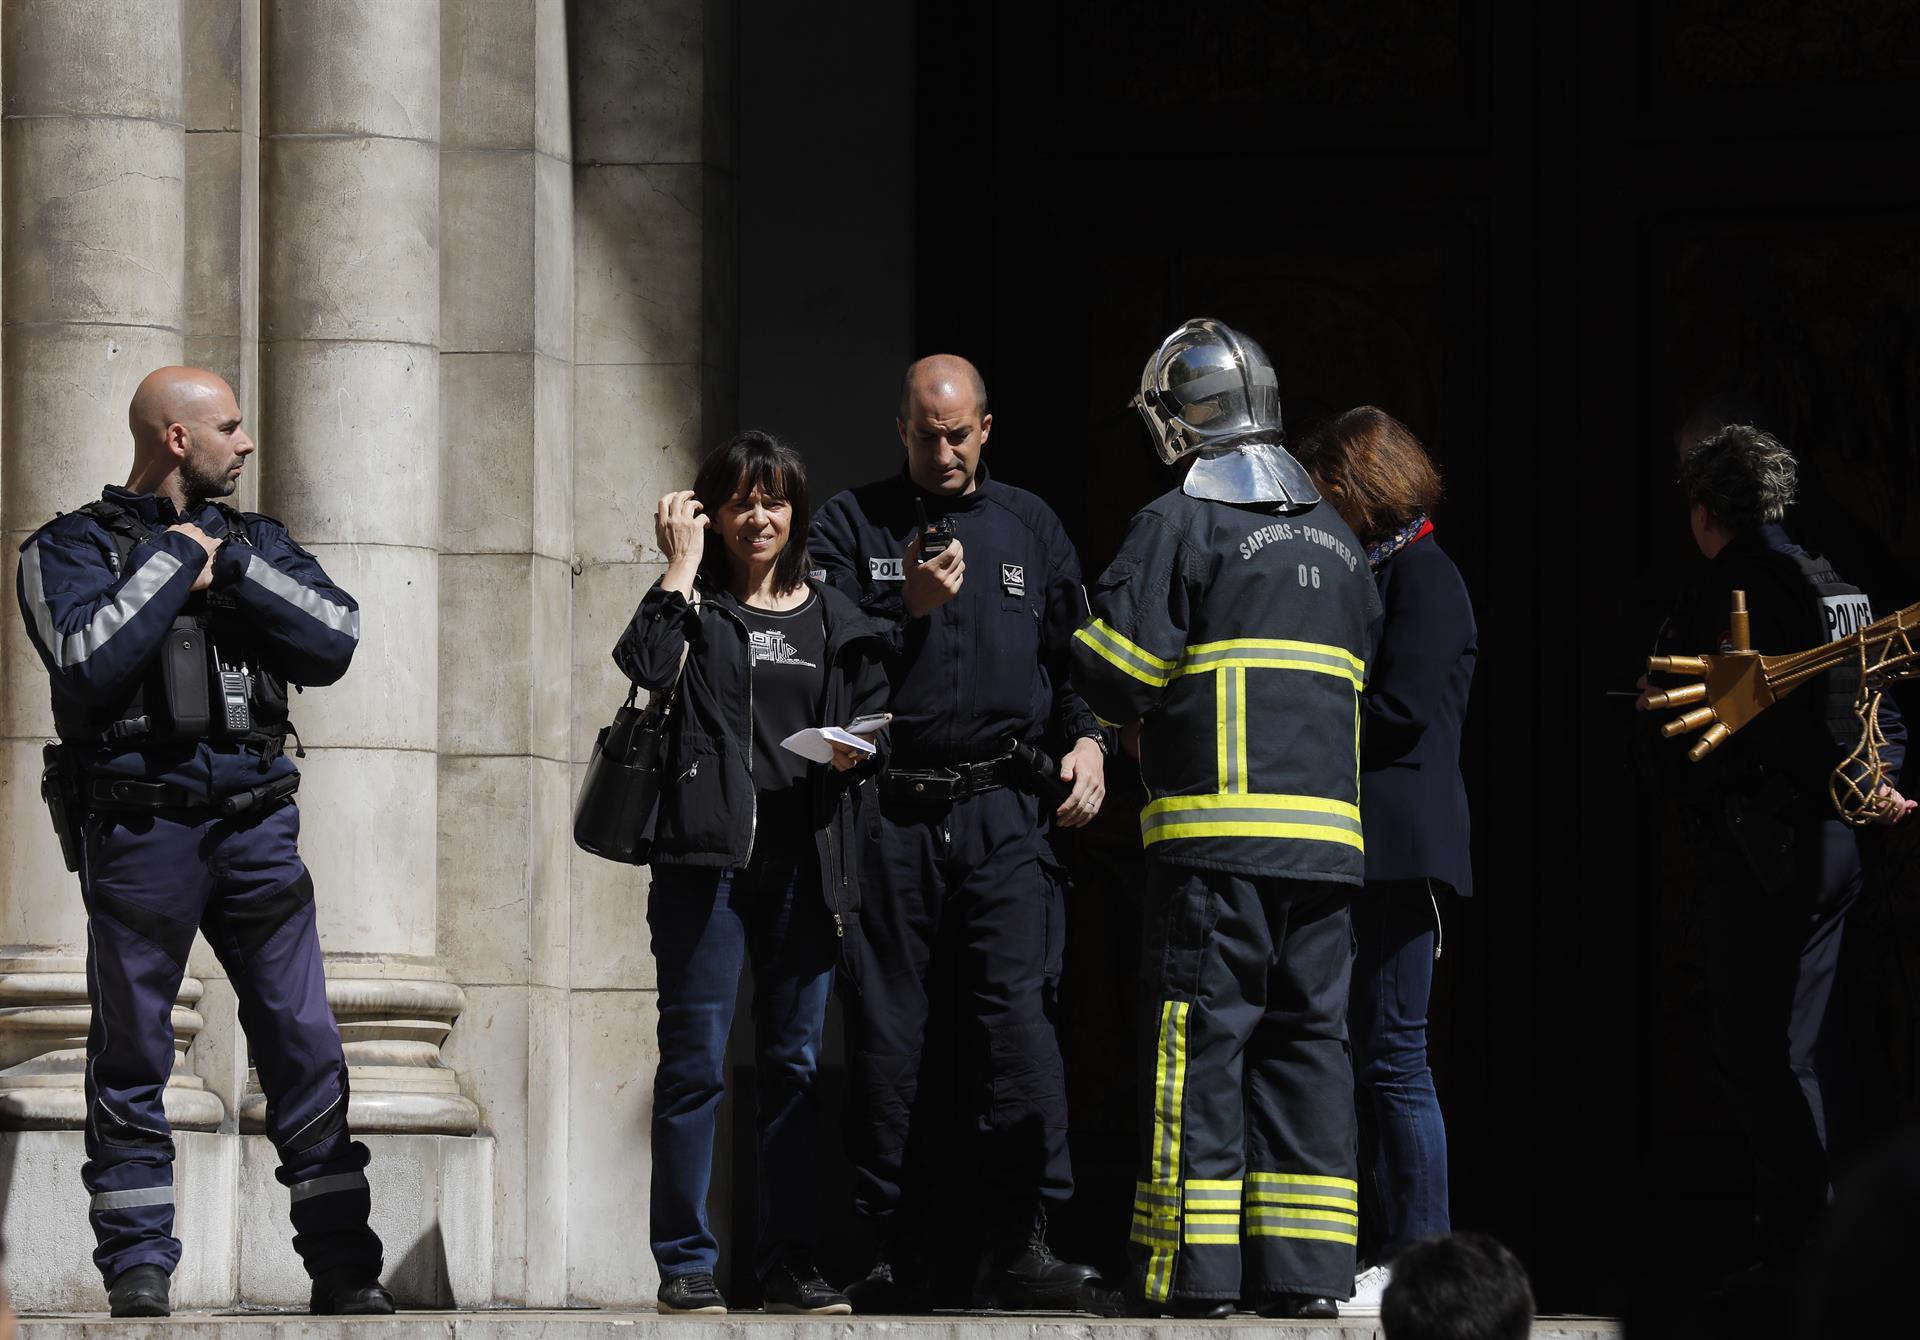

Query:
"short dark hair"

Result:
[[1677, 423, 1798, 534], [690, 429, 812, 596], [1294, 406, 1444, 546], [1381, 1233, 1535, 1340]]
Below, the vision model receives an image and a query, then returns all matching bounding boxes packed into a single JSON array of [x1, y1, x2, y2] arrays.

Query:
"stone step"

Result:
[[16, 1310, 1625, 1339]]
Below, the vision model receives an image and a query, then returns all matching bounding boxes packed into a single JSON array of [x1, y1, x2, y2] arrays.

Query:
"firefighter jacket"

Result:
[[16, 485, 359, 798], [1073, 488, 1382, 883]]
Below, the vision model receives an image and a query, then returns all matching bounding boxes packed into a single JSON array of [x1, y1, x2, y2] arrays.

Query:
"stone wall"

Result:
[[0, 0, 735, 1310]]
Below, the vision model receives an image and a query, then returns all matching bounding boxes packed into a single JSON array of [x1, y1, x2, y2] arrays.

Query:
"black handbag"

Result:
[[572, 680, 680, 865]]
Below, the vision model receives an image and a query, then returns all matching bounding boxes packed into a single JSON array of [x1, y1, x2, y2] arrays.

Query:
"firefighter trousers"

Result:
[[1129, 864, 1357, 1305]]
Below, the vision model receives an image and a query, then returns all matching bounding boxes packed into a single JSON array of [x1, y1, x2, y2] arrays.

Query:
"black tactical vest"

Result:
[[50, 499, 291, 754]]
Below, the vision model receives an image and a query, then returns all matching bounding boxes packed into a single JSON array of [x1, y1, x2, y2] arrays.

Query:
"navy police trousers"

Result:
[[80, 798, 381, 1283], [840, 784, 1072, 1230], [1129, 865, 1357, 1307]]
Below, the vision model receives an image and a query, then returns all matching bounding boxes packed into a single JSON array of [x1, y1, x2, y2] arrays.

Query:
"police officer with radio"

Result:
[[1072, 319, 1382, 1320], [16, 367, 390, 1317], [810, 355, 1110, 1312], [1642, 424, 1911, 1279]]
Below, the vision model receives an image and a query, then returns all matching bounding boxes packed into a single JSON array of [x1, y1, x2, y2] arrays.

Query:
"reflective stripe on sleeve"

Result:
[[20, 542, 185, 668], [288, 1170, 369, 1204], [243, 553, 361, 641], [91, 1185, 174, 1212], [1075, 619, 1176, 688]]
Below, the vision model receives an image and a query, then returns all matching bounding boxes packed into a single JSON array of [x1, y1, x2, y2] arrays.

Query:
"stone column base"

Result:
[[0, 1130, 239, 1313], [0, 1131, 494, 1312]]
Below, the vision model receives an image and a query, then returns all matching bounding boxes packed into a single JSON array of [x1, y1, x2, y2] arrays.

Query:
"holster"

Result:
[[40, 742, 85, 873]]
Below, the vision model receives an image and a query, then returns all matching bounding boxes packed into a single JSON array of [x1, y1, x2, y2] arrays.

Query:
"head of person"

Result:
[[1131, 317, 1283, 465], [1676, 423, 1797, 559], [691, 429, 812, 594], [1294, 406, 1444, 546], [897, 354, 991, 496], [127, 366, 255, 507], [1381, 1233, 1535, 1340]]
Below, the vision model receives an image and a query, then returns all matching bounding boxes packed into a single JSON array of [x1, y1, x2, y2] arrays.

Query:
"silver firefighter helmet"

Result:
[[1129, 317, 1319, 507]]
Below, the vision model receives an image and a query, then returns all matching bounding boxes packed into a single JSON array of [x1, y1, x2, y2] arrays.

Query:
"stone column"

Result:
[[435, 0, 574, 1306], [566, 0, 737, 1304], [256, 0, 475, 1137], [0, 0, 223, 1135]]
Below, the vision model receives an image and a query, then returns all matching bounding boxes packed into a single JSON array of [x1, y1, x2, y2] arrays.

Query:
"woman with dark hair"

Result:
[[614, 430, 892, 1316], [1295, 407, 1477, 1315]]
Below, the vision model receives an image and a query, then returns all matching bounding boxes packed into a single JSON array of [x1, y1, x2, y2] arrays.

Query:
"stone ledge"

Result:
[[14, 1311, 1627, 1339]]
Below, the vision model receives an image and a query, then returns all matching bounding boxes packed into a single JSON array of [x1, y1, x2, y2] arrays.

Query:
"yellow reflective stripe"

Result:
[[1249, 1172, 1360, 1191], [1185, 637, 1367, 674], [1248, 1191, 1360, 1210], [1076, 620, 1176, 688], [1144, 1002, 1189, 1303], [1247, 1206, 1359, 1225], [1247, 1224, 1360, 1244], [1215, 669, 1229, 793], [1141, 793, 1364, 851], [1185, 1179, 1242, 1191], [1233, 668, 1248, 791], [1184, 1231, 1240, 1244], [1149, 794, 1361, 822], [1184, 1213, 1239, 1225]]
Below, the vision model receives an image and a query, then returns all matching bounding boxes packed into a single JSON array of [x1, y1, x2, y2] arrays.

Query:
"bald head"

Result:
[[898, 354, 988, 422], [896, 354, 992, 496], [125, 366, 254, 509]]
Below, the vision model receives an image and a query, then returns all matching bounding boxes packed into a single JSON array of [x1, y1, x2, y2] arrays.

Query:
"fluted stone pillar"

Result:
[[0, 0, 222, 1134], [567, 0, 737, 1303], [434, 0, 573, 1305], [257, 0, 475, 1137]]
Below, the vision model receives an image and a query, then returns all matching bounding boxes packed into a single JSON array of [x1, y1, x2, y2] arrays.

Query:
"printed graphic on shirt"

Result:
[[1002, 563, 1025, 596], [870, 556, 904, 581], [749, 628, 818, 669]]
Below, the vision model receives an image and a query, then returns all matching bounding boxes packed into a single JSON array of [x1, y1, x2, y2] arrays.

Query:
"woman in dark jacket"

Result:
[[613, 431, 891, 1317], [1296, 407, 1477, 1314]]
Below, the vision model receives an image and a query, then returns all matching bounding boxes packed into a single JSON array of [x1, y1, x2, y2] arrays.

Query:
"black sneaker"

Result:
[[844, 1256, 933, 1314], [107, 1264, 171, 1318], [657, 1270, 728, 1315], [1258, 1292, 1339, 1319], [763, 1261, 852, 1315], [310, 1268, 396, 1315]]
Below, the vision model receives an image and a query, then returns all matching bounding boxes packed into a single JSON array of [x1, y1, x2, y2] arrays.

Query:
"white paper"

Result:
[[780, 726, 878, 764]]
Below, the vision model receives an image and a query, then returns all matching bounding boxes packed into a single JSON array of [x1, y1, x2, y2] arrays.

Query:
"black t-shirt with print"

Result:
[[736, 591, 828, 844]]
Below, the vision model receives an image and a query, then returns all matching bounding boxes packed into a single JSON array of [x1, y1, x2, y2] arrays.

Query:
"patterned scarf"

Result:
[[1366, 514, 1433, 570]]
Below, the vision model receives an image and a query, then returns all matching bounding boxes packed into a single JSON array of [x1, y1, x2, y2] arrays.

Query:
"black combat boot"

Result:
[[107, 1263, 171, 1318], [845, 1252, 934, 1314], [1258, 1292, 1339, 1319], [310, 1267, 396, 1315], [974, 1205, 1105, 1311]]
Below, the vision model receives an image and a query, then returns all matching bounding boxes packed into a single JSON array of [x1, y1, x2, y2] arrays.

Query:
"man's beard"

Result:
[[180, 449, 237, 510]]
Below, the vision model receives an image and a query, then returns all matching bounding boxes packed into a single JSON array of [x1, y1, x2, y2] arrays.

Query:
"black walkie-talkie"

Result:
[[914, 498, 955, 559]]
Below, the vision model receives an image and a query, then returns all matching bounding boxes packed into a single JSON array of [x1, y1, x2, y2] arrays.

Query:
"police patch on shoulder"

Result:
[[870, 557, 904, 582], [1001, 563, 1026, 596]]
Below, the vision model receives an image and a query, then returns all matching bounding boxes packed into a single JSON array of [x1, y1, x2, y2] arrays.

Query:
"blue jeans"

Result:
[[647, 848, 836, 1282], [1349, 880, 1450, 1258]]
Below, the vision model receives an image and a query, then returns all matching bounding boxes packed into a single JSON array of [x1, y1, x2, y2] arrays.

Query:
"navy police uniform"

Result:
[[16, 486, 380, 1287], [809, 467, 1105, 1248], [1073, 489, 1381, 1309], [1649, 521, 1906, 1263]]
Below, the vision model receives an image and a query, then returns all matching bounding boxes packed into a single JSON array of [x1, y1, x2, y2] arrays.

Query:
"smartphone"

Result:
[[846, 712, 893, 736]]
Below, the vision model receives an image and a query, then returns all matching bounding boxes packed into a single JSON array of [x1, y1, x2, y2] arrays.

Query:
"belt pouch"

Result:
[[160, 617, 213, 738]]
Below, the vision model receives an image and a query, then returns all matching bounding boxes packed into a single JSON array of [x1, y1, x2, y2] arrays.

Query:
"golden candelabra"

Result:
[[1642, 593, 1920, 826]]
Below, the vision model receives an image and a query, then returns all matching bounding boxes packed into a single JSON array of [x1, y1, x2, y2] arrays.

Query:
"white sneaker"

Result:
[[1346, 1263, 1392, 1315]]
